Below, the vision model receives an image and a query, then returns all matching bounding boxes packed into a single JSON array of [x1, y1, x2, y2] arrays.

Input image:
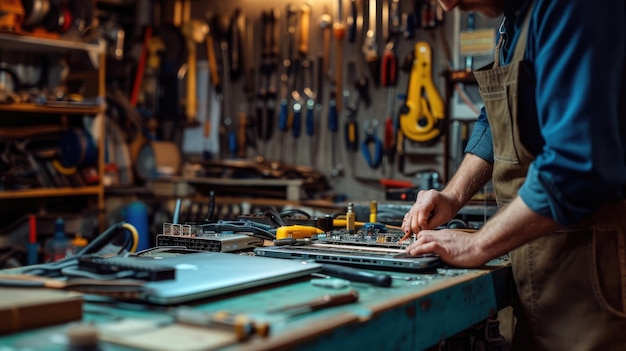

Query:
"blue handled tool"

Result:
[[361, 119, 383, 169]]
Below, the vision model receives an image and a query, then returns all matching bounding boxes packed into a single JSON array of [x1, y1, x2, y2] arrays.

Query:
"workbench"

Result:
[[0, 257, 512, 351]]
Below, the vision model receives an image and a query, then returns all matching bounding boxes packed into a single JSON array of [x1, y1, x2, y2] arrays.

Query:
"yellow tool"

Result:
[[275, 225, 324, 240], [399, 41, 445, 143]]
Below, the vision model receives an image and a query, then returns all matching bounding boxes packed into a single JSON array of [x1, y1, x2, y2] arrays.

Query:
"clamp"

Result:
[[398, 41, 445, 143]]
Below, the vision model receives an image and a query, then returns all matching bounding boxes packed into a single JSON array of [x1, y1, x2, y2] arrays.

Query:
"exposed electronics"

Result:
[[155, 223, 265, 253], [254, 244, 440, 272]]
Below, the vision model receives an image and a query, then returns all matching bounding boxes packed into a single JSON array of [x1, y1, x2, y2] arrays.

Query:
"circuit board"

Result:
[[317, 226, 413, 249]]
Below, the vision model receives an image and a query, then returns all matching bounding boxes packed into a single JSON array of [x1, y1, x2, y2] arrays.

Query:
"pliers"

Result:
[[361, 120, 383, 169]]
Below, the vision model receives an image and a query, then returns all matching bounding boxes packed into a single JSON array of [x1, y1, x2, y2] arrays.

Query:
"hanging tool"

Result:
[[291, 1, 313, 165], [229, 8, 244, 81], [257, 9, 280, 156], [346, 0, 358, 43], [298, 2, 311, 59], [343, 62, 360, 174], [328, 90, 344, 177], [243, 15, 257, 153], [181, 20, 209, 125], [278, 4, 298, 162], [333, 0, 346, 114], [381, 0, 401, 175], [300, 60, 317, 167], [205, 20, 221, 93], [362, 0, 380, 87], [213, 13, 238, 158], [318, 12, 333, 82], [130, 26, 153, 108], [361, 119, 383, 169], [398, 41, 444, 143], [142, 35, 165, 116]]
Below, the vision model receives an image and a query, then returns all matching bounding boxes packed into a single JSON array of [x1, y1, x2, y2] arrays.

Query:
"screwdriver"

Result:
[[278, 99, 290, 161], [267, 289, 359, 316], [328, 90, 340, 173], [381, 43, 398, 175], [305, 98, 316, 167]]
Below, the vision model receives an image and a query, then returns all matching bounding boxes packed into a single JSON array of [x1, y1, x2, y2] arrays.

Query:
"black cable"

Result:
[[21, 222, 131, 277], [279, 208, 312, 219], [198, 221, 276, 240], [263, 206, 286, 227]]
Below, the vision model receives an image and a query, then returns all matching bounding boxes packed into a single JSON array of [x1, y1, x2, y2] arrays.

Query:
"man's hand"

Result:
[[405, 229, 490, 268], [405, 197, 561, 268], [401, 189, 459, 240]]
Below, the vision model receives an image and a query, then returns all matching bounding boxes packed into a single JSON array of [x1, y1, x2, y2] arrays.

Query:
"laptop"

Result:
[[109, 252, 322, 305], [253, 243, 441, 272]]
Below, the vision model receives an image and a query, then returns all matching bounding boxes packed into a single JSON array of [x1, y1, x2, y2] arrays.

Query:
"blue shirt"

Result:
[[465, 0, 626, 225]]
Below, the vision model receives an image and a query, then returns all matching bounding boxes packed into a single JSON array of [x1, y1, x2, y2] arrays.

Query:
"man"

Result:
[[401, 0, 626, 350]]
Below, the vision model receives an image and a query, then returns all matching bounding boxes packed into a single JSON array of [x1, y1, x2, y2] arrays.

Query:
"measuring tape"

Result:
[[399, 41, 445, 143]]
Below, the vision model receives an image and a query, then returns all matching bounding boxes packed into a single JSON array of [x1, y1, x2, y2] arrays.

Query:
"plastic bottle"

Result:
[[44, 218, 72, 262], [72, 233, 88, 255]]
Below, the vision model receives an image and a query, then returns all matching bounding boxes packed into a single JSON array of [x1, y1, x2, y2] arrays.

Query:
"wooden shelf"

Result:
[[0, 32, 107, 231], [0, 186, 102, 200], [0, 102, 103, 115], [0, 33, 104, 54]]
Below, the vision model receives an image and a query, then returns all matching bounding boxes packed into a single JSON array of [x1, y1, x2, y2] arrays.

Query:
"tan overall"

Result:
[[473, 5, 626, 351]]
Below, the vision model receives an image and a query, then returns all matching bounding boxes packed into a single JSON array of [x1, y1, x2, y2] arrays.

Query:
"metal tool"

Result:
[[213, 13, 238, 158], [181, 20, 208, 125], [381, 0, 401, 175], [361, 119, 383, 169], [318, 12, 333, 82], [333, 0, 346, 114], [266, 289, 359, 316], [321, 264, 392, 287], [343, 62, 360, 174], [174, 308, 269, 341], [256, 9, 279, 156], [229, 8, 244, 81], [328, 90, 344, 177], [346, 0, 358, 43], [362, 0, 379, 87]]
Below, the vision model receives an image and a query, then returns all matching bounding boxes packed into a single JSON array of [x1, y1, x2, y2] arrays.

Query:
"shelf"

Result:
[[0, 32, 104, 53], [0, 186, 102, 200], [0, 33, 106, 67], [0, 102, 103, 115]]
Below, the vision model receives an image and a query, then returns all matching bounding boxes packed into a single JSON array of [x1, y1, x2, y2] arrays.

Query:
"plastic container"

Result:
[[72, 233, 89, 255], [44, 218, 72, 262]]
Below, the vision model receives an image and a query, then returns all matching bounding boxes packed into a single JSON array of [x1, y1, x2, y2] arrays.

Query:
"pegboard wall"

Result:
[[151, 0, 499, 203]]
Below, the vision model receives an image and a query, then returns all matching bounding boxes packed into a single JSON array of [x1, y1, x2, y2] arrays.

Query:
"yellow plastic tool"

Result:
[[399, 41, 445, 143], [275, 225, 324, 240]]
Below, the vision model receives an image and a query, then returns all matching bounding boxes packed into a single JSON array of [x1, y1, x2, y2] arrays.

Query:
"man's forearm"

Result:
[[476, 196, 560, 259], [444, 153, 493, 212]]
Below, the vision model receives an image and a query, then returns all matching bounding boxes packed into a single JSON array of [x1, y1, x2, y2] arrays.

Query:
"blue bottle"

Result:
[[44, 218, 72, 262]]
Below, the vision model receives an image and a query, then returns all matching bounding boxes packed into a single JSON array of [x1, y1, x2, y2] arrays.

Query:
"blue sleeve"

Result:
[[464, 107, 494, 163], [518, 0, 626, 225]]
